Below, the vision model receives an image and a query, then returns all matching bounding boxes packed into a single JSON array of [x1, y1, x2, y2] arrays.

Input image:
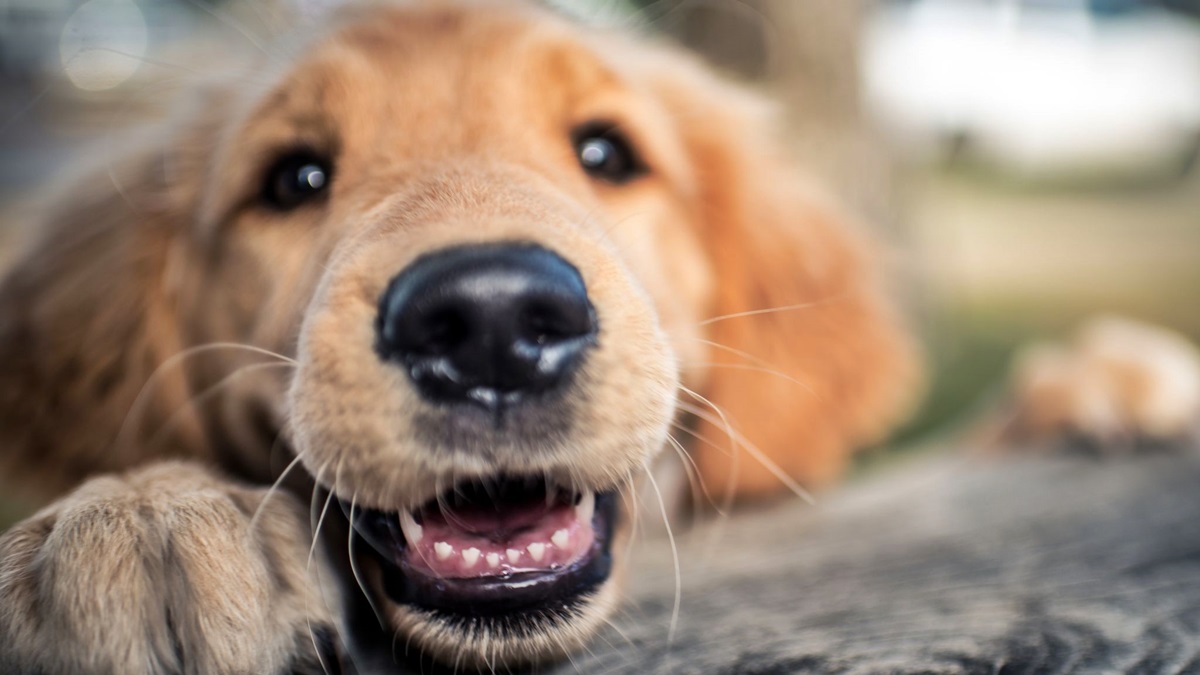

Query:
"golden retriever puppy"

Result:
[[0, 1, 919, 672]]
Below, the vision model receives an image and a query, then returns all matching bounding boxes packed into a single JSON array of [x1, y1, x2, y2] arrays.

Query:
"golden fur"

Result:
[[0, 1, 919, 671]]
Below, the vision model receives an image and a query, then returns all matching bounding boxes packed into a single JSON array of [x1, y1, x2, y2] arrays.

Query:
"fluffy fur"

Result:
[[0, 1, 918, 672]]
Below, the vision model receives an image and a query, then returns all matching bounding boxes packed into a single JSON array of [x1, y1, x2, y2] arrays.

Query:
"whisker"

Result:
[[247, 444, 305, 534], [684, 337, 820, 399], [695, 295, 846, 328], [665, 432, 726, 518], [227, 0, 283, 36], [181, 0, 275, 59], [590, 626, 641, 675], [266, 414, 299, 481], [550, 628, 584, 675], [669, 420, 727, 456], [185, 342, 298, 365], [598, 615, 637, 650], [681, 360, 817, 396], [676, 395, 816, 506], [348, 497, 389, 630], [305, 462, 339, 675], [672, 404, 733, 463], [585, 617, 624, 659], [675, 385, 742, 512], [66, 46, 203, 75], [144, 360, 294, 452], [667, 421, 738, 554], [308, 461, 352, 672], [570, 623, 604, 671], [99, 59, 277, 205], [618, 471, 641, 567], [642, 461, 682, 645], [116, 342, 296, 451], [308, 465, 336, 572]]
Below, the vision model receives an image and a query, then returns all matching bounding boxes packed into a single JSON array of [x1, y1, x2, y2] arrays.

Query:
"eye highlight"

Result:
[[262, 151, 332, 210], [572, 123, 645, 184]]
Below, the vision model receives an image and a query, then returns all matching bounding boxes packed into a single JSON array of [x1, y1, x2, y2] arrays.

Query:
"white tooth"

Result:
[[398, 510, 423, 544], [527, 542, 546, 562], [486, 552, 501, 568], [551, 529, 570, 549], [506, 548, 522, 564], [434, 542, 453, 561], [575, 491, 595, 524], [462, 547, 480, 568]]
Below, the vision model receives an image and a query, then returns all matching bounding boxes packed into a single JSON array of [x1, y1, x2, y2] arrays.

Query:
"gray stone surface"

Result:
[[538, 448, 1200, 674]]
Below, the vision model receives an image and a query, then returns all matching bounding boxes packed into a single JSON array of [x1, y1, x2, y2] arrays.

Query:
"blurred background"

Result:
[[0, 0, 1198, 513]]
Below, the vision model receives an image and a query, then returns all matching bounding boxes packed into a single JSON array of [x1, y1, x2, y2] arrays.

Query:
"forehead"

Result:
[[262, 4, 630, 158]]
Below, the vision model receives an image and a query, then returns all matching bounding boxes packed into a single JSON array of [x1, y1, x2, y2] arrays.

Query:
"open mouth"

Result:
[[344, 477, 617, 617]]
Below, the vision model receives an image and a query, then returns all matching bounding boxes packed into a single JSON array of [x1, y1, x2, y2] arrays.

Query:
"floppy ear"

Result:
[[655, 62, 921, 499], [0, 114, 218, 502]]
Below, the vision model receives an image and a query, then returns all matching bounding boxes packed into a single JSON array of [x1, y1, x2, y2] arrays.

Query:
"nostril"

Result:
[[518, 299, 594, 346], [415, 307, 470, 356]]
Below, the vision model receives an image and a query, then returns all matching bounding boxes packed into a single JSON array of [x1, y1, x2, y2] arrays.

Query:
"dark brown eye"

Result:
[[572, 124, 645, 184], [263, 152, 332, 210]]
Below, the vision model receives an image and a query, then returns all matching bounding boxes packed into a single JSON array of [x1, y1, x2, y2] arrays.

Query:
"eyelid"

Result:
[[570, 120, 623, 144]]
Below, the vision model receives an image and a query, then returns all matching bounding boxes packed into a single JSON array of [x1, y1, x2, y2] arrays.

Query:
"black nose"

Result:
[[376, 243, 598, 410]]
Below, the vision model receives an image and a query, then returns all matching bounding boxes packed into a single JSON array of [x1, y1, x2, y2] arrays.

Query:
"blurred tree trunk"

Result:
[[651, 0, 896, 230]]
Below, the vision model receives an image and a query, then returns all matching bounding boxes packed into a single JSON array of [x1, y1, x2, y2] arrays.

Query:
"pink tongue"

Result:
[[428, 499, 553, 535], [406, 501, 594, 579]]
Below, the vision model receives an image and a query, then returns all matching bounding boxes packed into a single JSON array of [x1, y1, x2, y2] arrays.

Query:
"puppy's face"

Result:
[[0, 0, 918, 668], [193, 4, 709, 665]]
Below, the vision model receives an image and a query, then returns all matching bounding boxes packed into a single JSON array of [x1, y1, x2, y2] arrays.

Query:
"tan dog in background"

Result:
[[0, 1, 920, 672]]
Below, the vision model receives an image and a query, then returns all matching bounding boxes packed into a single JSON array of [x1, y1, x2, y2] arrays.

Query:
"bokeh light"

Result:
[[59, 0, 148, 91]]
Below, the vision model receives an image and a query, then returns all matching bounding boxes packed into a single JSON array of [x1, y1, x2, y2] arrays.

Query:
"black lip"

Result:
[[339, 489, 617, 618]]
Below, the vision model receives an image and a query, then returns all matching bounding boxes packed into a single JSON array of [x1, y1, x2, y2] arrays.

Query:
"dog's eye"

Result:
[[263, 152, 332, 209], [573, 125, 645, 184]]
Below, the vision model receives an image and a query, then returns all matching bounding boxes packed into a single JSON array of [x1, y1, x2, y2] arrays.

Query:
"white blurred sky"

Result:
[[864, 0, 1200, 175]]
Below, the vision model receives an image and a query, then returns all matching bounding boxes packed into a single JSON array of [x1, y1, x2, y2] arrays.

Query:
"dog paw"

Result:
[[1000, 316, 1200, 449], [0, 462, 342, 675]]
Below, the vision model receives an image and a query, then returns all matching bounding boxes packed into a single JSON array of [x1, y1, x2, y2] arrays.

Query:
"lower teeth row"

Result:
[[431, 533, 569, 569]]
